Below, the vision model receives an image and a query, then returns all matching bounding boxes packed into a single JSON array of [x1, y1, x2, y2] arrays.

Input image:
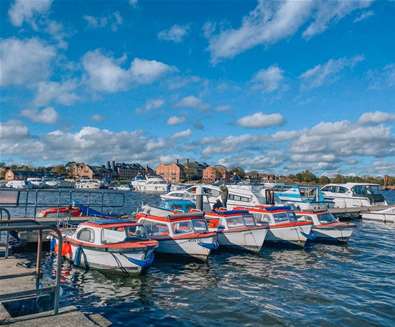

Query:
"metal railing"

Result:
[[0, 219, 63, 316], [0, 188, 127, 218]]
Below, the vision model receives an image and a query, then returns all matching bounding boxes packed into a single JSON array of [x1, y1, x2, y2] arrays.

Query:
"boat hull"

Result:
[[155, 235, 217, 260], [66, 244, 155, 273], [266, 224, 312, 247], [312, 226, 354, 243], [361, 208, 395, 223], [217, 228, 267, 253]]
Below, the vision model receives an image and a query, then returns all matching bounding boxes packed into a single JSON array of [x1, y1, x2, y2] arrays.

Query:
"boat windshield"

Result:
[[172, 219, 208, 234], [102, 225, 147, 243], [243, 214, 256, 226], [273, 212, 296, 223], [352, 185, 381, 195], [317, 213, 336, 224], [226, 216, 245, 228]]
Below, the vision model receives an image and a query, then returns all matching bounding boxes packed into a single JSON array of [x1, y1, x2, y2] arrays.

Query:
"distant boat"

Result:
[[5, 180, 32, 189], [321, 183, 388, 208], [361, 206, 395, 223], [131, 175, 169, 193], [75, 179, 102, 189]]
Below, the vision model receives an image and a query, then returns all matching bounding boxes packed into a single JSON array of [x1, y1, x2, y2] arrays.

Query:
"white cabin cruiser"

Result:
[[5, 180, 31, 189], [296, 209, 355, 243], [26, 177, 45, 188], [321, 183, 387, 208], [75, 179, 102, 189], [131, 175, 168, 193], [204, 209, 267, 253], [361, 206, 395, 223], [51, 219, 158, 273], [161, 184, 265, 210], [237, 205, 313, 247], [136, 205, 218, 260]]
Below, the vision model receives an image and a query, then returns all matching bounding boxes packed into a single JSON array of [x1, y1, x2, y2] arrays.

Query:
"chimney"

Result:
[[112, 161, 116, 170], [176, 159, 179, 165], [107, 161, 111, 170], [186, 158, 190, 165]]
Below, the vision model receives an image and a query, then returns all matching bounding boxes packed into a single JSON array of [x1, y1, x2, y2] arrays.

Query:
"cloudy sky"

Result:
[[1, 0, 394, 175]]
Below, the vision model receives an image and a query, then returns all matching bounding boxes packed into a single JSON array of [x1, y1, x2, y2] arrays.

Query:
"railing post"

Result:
[[36, 230, 42, 288], [34, 190, 38, 219], [53, 229, 63, 315]]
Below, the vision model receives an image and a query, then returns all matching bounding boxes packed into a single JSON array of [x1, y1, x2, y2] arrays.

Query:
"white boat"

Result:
[[51, 219, 158, 274], [131, 175, 169, 193], [5, 180, 31, 189], [136, 205, 218, 261], [204, 209, 267, 253], [161, 184, 266, 210], [296, 209, 355, 242], [361, 206, 395, 223], [75, 179, 102, 189], [321, 183, 387, 208], [111, 185, 131, 191], [237, 205, 313, 247], [26, 177, 45, 188]]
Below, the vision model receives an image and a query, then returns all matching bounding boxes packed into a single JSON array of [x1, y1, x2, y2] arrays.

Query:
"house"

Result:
[[203, 165, 230, 183], [66, 162, 94, 179], [156, 161, 186, 183], [106, 161, 147, 180], [182, 159, 208, 181]]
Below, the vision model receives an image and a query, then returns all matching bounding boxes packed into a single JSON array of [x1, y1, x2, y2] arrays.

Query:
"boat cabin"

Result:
[[295, 210, 338, 226], [204, 209, 263, 230], [136, 206, 210, 239], [234, 205, 299, 225]]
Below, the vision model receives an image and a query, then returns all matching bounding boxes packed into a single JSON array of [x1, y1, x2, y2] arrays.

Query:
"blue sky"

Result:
[[0, 0, 394, 175]]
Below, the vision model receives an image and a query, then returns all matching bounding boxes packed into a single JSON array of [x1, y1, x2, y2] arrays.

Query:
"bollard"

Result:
[[196, 185, 203, 210]]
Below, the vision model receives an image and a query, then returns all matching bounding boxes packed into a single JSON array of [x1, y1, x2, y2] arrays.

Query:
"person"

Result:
[[166, 182, 171, 193], [213, 199, 223, 210], [219, 184, 228, 209]]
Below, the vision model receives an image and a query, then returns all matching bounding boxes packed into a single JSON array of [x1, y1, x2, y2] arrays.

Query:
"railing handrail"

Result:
[[0, 188, 127, 218]]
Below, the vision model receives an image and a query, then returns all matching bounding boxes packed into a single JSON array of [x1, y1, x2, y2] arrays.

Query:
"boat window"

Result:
[[192, 219, 208, 232], [77, 228, 95, 243], [273, 212, 296, 223], [318, 213, 336, 223], [125, 225, 148, 240], [102, 228, 126, 244], [226, 216, 244, 228], [336, 186, 348, 193], [322, 186, 336, 192], [297, 215, 313, 222], [243, 214, 256, 226], [140, 220, 169, 237], [228, 194, 251, 202], [172, 221, 193, 234]]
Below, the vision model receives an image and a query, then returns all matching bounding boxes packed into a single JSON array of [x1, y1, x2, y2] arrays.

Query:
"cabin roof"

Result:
[[205, 209, 250, 218], [82, 219, 139, 228]]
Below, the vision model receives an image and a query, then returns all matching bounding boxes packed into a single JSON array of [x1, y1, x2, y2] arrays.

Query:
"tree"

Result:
[[332, 174, 346, 184], [318, 175, 330, 185], [51, 165, 67, 176], [295, 170, 317, 183]]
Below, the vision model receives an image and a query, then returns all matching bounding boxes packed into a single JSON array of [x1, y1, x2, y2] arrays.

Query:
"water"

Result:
[[33, 191, 395, 326]]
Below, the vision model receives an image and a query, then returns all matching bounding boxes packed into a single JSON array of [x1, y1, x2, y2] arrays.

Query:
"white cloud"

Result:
[[34, 80, 79, 106], [303, 0, 373, 38], [21, 107, 58, 124], [215, 105, 231, 112], [0, 38, 56, 86], [91, 114, 104, 122], [353, 10, 374, 23], [358, 111, 395, 125], [0, 120, 29, 139], [8, 0, 53, 28], [367, 64, 395, 89], [172, 129, 192, 139], [158, 24, 189, 43], [252, 65, 284, 92], [237, 112, 284, 128], [300, 55, 364, 90], [206, 0, 373, 62], [82, 50, 174, 92], [175, 95, 208, 110], [167, 116, 185, 125], [83, 11, 123, 32], [136, 98, 165, 113]]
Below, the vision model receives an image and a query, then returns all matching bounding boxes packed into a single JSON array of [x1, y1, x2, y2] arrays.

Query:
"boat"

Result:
[[75, 179, 102, 189], [131, 175, 169, 193], [160, 199, 196, 213], [26, 177, 45, 188], [236, 205, 313, 247], [295, 209, 355, 242], [161, 184, 266, 210], [135, 205, 218, 260], [320, 183, 388, 208], [274, 185, 333, 210], [38, 206, 82, 218], [111, 185, 131, 191], [361, 206, 395, 223], [5, 180, 31, 189], [204, 209, 267, 253], [51, 219, 158, 273]]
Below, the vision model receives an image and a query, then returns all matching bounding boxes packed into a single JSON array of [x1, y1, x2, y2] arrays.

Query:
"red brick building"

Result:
[[156, 162, 186, 183], [202, 165, 229, 183]]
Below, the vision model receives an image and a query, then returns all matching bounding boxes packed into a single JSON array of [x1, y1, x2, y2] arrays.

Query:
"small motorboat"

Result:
[[236, 205, 313, 247], [51, 219, 158, 273], [160, 199, 196, 213], [361, 206, 395, 223], [204, 209, 267, 253], [135, 205, 218, 261], [295, 209, 355, 243], [38, 206, 82, 218]]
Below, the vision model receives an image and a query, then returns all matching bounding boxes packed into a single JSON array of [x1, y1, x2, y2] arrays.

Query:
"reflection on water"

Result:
[[36, 191, 395, 326]]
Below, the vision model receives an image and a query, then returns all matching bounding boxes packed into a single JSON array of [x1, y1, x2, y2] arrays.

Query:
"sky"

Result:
[[0, 0, 395, 176]]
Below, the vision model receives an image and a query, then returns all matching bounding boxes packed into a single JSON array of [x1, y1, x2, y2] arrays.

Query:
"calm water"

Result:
[[35, 191, 395, 326]]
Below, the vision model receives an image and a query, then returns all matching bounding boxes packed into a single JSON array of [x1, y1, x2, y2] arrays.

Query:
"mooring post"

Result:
[[196, 185, 203, 210]]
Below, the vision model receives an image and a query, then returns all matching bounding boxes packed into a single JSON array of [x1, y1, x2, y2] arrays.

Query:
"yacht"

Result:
[[75, 179, 102, 189], [131, 175, 169, 193], [26, 177, 45, 188], [160, 184, 266, 210], [321, 183, 387, 208]]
